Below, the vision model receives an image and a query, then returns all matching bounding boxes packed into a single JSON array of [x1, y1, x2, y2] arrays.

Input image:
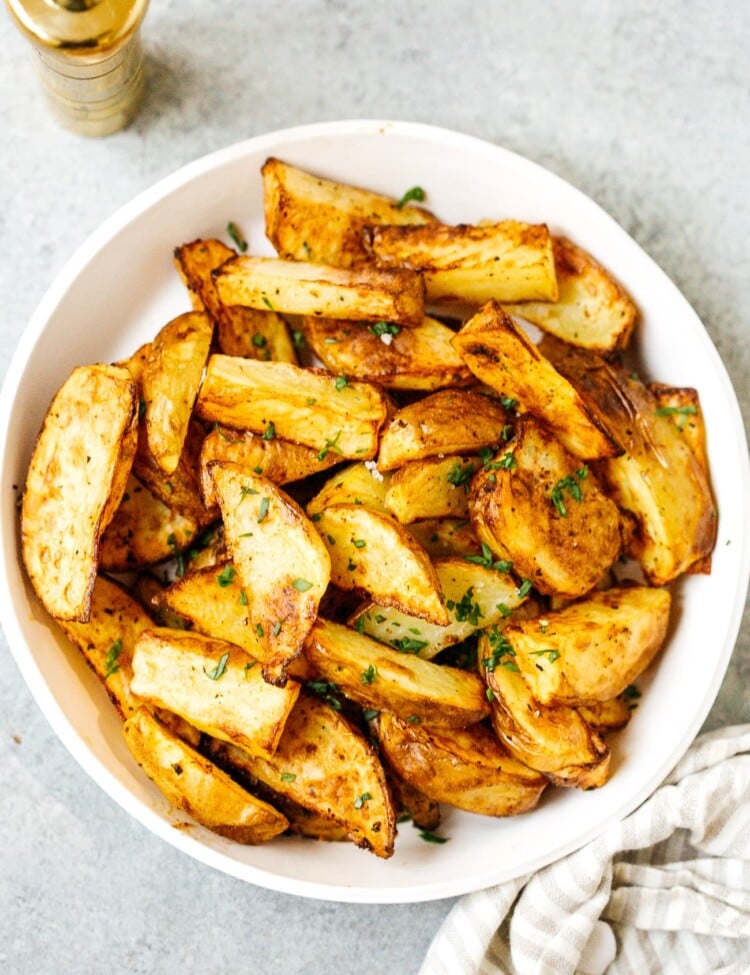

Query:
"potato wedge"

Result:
[[365, 220, 558, 304], [507, 586, 671, 706], [262, 156, 436, 267], [209, 463, 330, 684], [153, 561, 311, 682], [503, 236, 637, 354], [350, 556, 525, 660], [384, 455, 477, 523], [377, 389, 512, 471], [480, 629, 610, 789], [214, 256, 425, 328], [541, 339, 717, 584], [306, 461, 390, 517], [205, 693, 396, 858], [200, 425, 341, 507], [22, 364, 138, 621], [174, 238, 296, 363], [302, 315, 472, 391], [141, 311, 213, 475], [99, 474, 199, 572], [123, 707, 289, 843], [195, 355, 387, 461], [406, 518, 482, 559], [468, 417, 622, 597], [313, 503, 448, 624], [452, 302, 621, 460], [131, 628, 299, 758], [305, 618, 490, 727], [377, 712, 546, 816]]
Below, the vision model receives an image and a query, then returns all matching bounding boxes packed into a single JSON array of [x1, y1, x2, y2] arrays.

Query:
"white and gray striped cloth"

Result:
[[420, 725, 750, 975]]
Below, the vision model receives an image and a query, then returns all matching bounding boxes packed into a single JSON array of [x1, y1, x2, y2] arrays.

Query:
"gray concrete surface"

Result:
[[1, 2, 748, 973]]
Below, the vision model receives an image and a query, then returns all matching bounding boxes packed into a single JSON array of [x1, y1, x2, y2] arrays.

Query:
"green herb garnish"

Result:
[[204, 651, 230, 681], [396, 185, 426, 209], [104, 638, 123, 679], [227, 221, 248, 252]]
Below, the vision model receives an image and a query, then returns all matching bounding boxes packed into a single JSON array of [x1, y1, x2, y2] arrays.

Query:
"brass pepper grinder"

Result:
[[6, 0, 150, 136]]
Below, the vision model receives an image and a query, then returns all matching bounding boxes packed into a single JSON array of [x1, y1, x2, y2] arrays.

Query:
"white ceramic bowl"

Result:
[[1, 120, 748, 903]]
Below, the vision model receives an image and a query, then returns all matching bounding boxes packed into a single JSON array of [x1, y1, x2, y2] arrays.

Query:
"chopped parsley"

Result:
[[334, 375, 349, 392], [446, 586, 483, 627], [291, 329, 306, 349], [204, 651, 230, 681], [305, 679, 342, 711], [261, 420, 276, 441], [280, 772, 297, 783], [271, 620, 282, 637], [446, 460, 476, 489], [292, 578, 313, 592], [396, 185, 426, 209], [226, 221, 248, 252], [369, 320, 401, 339], [363, 708, 380, 722], [214, 423, 243, 443], [530, 648, 561, 663], [354, 791, 372, 809], [317, 429, 343, 461], [352, 538, 366, 549], [481, 627, 515, 673], [166, 532, 186, 578], [391, 636, 429, 654], [486, 686, 495, 702], [256, 623, 264, 638], [550, 467, 588, 517], [516, 579, 533, 598], [240, 484, 258, 501], [655, 405, 697, 418], [418, 828, 449, 844], [257, 497, 270, 523], [217, 564, 236, 587], [463, 543, 513, 573], [103, 638, 123, 679], [360, 664, 378, 684]]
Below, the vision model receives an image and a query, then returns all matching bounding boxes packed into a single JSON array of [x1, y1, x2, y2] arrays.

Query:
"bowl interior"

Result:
[[1, 120, 748, 903]]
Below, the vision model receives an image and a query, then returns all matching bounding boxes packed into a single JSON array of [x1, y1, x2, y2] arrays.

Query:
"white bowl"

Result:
[[1, 120, 748, 903]]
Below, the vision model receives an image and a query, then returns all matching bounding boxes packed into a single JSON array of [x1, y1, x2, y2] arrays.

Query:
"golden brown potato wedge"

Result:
[[209, 463, 330, 685], [507, 586, 671, 706], [214, 255, 425, 328], [384, 455, 477, 523], [541, 339, 717, 584], [365, 220, 558, 304], [99, 474, 199, 572], [377, 712, 547, 816], [205, 693, 396, 858], [306, 462, 390, 517], [468, 417, 622, 598], [22, 364, 138, 622], [262, 157, 436, 267], [313, 503, 448, 624], [302, 315, 472, 391], [305, 618, 490, 727], [406, 518, 482, 559], [195, 356, 387, 461], [153, 561, 311, 682], [350, 556, 525, 660], [452, 302, 621, 460], [503, 236, 637, 354], [123, 706, 289, 843], [377, 390, 512, 471], [200, 425, 341, 507], [174, 238, 296, 363], [131, 628, 300, 759], [141, 311, 213, 475], [480, 628, 611, 789]]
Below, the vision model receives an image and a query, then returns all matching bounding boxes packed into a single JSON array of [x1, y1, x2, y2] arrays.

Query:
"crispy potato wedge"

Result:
[[141, 311, 213, 475], [209, 463, 330, 685], [214, 255, 425, 328], [123, 707, 289, 843], [377, 712, 546, 816], [195, 355, 387, 461], [468, 417, 622, 597], [57, 574, 152, 718], [313, 503, 448, 624], [452, 302, 621, 460], [262, 156, 436, 267], [384, 455, 477, 523], [541, 339, 717, 584], [200, 425, 341, 507], [578, 696, 632, 734], [205, 693, 396, 858], [305, 618, 490, 727], [174, 239, 296, 363], [22, 364, 138, 621], [507, 586, 671, 706], [365, 220, 558, 304], [351, 556, 525, 660], [131, 628, 300, 758], [99, 474, 199, 572], [406, 518, 482, 559], [306, 462, 390, 517], [377, 390, 512, 471], [133, 417, 217, 526], [153, 561, 311, 682], [480, 629, 611, 789], [302, 315, 472, 391], [503, 236, 637, 354]]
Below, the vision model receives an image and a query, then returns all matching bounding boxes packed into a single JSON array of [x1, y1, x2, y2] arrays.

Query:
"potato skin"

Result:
[[469, 416, 622, 597], [377, 712, 547, 816]]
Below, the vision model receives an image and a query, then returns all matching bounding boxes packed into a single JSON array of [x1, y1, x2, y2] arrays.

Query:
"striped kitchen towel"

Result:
[[419, 725, 750, 975]]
